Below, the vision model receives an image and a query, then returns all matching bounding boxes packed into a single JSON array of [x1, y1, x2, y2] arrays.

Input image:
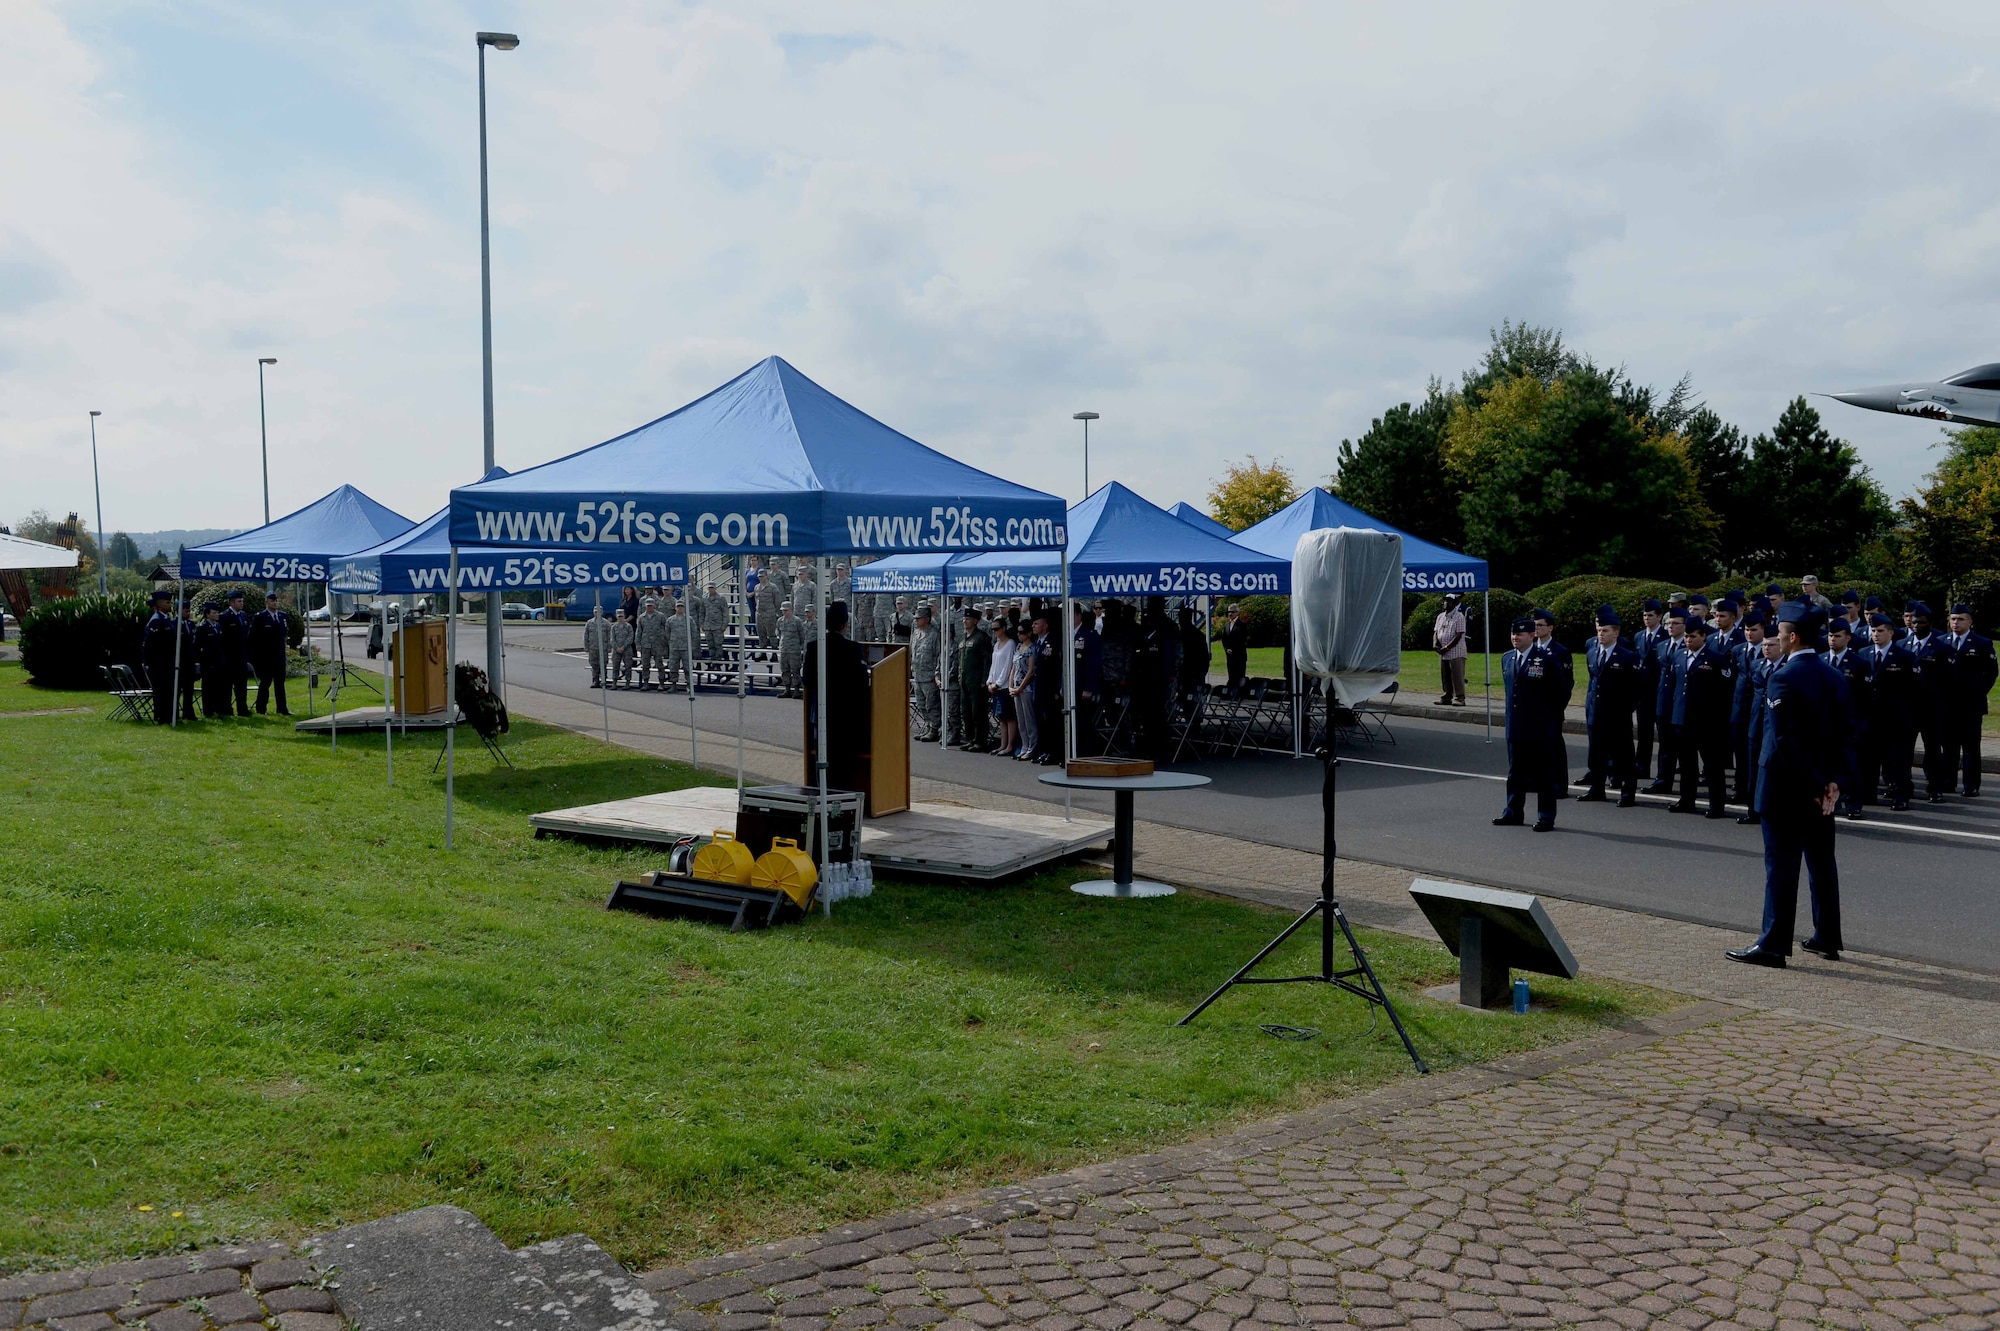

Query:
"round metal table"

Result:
[[1036, 769, 1211, 897]]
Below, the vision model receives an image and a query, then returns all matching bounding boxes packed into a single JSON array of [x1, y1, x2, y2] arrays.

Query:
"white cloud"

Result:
[[8, 0, 2000, 544]]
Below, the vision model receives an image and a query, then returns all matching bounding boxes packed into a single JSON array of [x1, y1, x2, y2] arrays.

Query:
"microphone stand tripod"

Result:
[[1178, 738, 1428, 1074]]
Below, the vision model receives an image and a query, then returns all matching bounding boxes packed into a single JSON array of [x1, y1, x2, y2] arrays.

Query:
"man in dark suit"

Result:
[[1728, 602, 1850, 968], [1645, 609, 1688, 794], [1737, 630, 1783, 824], [1857, 614, 1916, 811], [1943, 603, 1996, 796], [1577, 606, 1640, 805], [1495, 616, 1572, 832], [1220, 603, 1251, 694], [1729, 612, 1769, 811], [249, 591, 291, 716], [1072, 603, 1103, 756], [141, 589, 178, 724], [1669, 617, 1735, 817], [1631, 599, 1667, 779], [804, 601, 872, 794], [1821, 617, 1869, 818], [1902, 602, 1956, 802], [1709, 597, 1745, 651], [196, 605, 231, 719], [218, 589, 253, 716]]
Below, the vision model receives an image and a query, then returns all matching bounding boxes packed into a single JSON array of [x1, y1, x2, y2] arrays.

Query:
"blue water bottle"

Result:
[[1512, 978, 1529, 1014]]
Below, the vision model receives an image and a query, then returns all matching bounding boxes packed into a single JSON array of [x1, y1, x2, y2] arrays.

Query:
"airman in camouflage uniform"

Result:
[[610, 609, 635, 688], [909, 604, 941, 740], [636, 597, 665, 689], [583, 602, 609, 688], [663, 600, 693, 692], [756, 564, 783, 647], [777, 601, 807, 697]]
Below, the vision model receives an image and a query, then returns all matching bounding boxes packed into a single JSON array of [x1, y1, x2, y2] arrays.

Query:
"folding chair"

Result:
[[1348, 680, 1399, 745], [103, 665, 152, 722]]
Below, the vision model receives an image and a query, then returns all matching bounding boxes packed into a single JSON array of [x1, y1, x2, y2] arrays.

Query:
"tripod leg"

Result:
[[1331, 902, 1428, 1074], [1177, 901, 1323, 1026]]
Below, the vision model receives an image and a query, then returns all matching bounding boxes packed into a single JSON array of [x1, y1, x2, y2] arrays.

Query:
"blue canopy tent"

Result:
[[1169, 502, 1236, 541], [183, 485, 416, 733], [948, 482, 1289, 598], [1232, 488, 1496, 737], [850, 552, 956, 596], [439, 355, 1070, 852]]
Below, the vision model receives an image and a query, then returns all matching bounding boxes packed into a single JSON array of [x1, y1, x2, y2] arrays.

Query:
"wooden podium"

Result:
[[802, 642, 910, 818], [392, 620, 449, 715]]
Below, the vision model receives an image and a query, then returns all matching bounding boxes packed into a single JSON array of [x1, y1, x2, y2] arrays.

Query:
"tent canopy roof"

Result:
[[948, 482, 1290, 597], [183, 485, 415, 580], [448, 356, 1067, 556], [0, 532, 80, 572], [1232, 488, 1488, 593], [850, 553, 954, 594], [1168, 502, 1236, 540]]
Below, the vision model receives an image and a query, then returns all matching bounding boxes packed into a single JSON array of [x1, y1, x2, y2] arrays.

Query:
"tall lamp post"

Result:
[[87, 411, 108, 596], [256, 358, 277, 525], [477, 29, 519, 698], [1073, 411, 1099, 497]]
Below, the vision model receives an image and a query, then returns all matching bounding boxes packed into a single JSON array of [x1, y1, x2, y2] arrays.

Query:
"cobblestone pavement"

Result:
[[638, 1005, 2000, 1330], [0, 1241, 343, 1331]]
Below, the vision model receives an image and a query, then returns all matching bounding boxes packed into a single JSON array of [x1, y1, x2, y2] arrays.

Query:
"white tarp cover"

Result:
[[1292, 526, 1402, 706], [0, 533, 80, 572]]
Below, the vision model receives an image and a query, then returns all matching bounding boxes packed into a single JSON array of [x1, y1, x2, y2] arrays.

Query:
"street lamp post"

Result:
[[257, 358, 277, 526], [477, 29, 519, 699], [1073, 411, 1099, 498], [87, 411, 108, 596]]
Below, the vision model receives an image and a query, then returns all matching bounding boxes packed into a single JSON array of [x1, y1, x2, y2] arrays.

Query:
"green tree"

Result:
[[1460, 320, 1583, 403], [1680, 406, 1754, 573], [107, 532, 140, 569], [1741, 397, 1892, 576], [1207, 455, 1297, 531], [1332, 385, 1458, 547], [1900, 425, 2000, 587], [1449, 367, 1718, 589]]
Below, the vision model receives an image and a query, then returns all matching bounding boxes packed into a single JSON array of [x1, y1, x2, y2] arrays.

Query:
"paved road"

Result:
[[342, 625, 2000, 974]]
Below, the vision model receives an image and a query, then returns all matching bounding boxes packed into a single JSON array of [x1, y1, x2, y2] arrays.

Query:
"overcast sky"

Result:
[[7, 1, 2000, 537]]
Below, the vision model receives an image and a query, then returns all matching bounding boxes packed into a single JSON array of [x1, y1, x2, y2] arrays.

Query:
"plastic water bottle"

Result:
[[1512, 978, 1529, 1014]]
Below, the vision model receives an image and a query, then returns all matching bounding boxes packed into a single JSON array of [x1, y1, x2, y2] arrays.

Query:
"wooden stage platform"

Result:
[[293, 707, 461, 734], [529, 786, 1113, 882]]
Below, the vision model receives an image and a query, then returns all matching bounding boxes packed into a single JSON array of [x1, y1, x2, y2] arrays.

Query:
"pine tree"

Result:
[[1331, 385, 1458, 547], [1741, 398, 1892, 575]]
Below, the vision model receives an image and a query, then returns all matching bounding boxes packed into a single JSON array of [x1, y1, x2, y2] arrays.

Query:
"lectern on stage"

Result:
[[1179, 527, 1427, 1073], [803, 641, 910, 818]]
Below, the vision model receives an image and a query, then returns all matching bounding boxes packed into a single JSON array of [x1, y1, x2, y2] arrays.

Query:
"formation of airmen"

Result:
[[140, 587, 293, 723]]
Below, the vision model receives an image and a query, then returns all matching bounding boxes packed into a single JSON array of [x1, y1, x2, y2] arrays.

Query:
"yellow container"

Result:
[[750, 837, 819, 908], [690, 830, 755, 885]]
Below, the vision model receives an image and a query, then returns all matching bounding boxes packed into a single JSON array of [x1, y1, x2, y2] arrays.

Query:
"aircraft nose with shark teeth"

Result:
[[1827, 364, 2000, 426]]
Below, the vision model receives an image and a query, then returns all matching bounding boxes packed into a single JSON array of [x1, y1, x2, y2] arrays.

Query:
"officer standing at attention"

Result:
[[1821, 617, 1868, 817], [196, 604, 230, 718], [756, 563, 783, 648], [610, 607, 635, 688], [635, 597, 665, 690], [776, 601, 805, 697], [1736, 623, 1784, 824], [954, 607, 993, 751], [1728, 602, 1849, 968], [908, 604, 941, 741], [249, 591, 291, 715], [1728, 611, 1767, 810], [142, 589, 179, 724], [1221, 603, 1251, 695], [1669, 616, 1735, 818], [583, 602, 608, 688], [1646, 609, 1689, 794], [219, 589, 253, 716], [1631, 599, 1668, 781], [1858, 612, 1916, 810], [1901, 602, 1955, 802], [1577, 606, 1641, 805], [1943, 603, 1996, 795], [1496, 616, 1572, 831], [1710, 597, 1745, 651], [1072, 602, 1103, 756], [664, 598, 694, 693]]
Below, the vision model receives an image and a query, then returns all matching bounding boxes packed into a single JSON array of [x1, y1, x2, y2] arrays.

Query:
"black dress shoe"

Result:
[[1572, 775, 1594, 787], [1643, 782, 1673, 795], [1533, 817, 1556, 832], [1801, 938, 1841, 961], [1492, 813, 1524, 826], [1575, 789, 1608, 802], [1928, 793, 1948, 803], [1667, 801, 1697, 813], [1845, 808, 1863, 820], [1725, 946, 1787, 969], [1703, 808, 1729, 819], [1891, 800, 1910, 812], [1616, 793, 1637, 807], [1736, 812, 1761, 825]]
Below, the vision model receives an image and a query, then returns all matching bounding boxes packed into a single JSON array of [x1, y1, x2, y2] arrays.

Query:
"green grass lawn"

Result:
[[0, 660, 1673, 1275]]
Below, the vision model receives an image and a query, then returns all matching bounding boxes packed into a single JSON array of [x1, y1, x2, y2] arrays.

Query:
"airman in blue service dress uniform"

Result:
[[1728, 601, 1850, 968], [219, 589, 252, 716], [1857, 613, 1916, 810], [1645, 610, 1689, 794], [1820, 618, 1868, 818], [1495, 616, 1572, 832], [141, 589, 178, 724], [1728, 611, 1769, 811], [1901, 602, 1954, 802], [1668, 617, 1735, 818], [249, 591, 291, 715], [1577, 606, 1641, 805], [1943, 603, 1996, 795], [1630, 599, 1668, 780]]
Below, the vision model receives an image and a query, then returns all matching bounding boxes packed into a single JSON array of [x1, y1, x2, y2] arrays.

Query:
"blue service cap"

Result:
[[1530, 607, 1555, 623], [1825, 617, 1852, 635], [1776, 601, 1819, 628], [1509, 616, 1535, 633], [1869, 613, 1892, 628], [1907, 600, 1932, 616], [1742, 610, 1766, 627], [1716, 597, 1739, 613], [1595, 605, 1621, 626], [1840, 589, 1860, 604], [1642, 597, 1663, 612], [1688, 592, 1710, 606], [1864, 594, 1883, 610], [1683, 616, 1711, 634], [1766, 583, 1784, 594], [228, 589, 245, 599], [1952, 602, 1973, 616], [149, 588, 172, 601], [1729, 589, 1749, 602], [1667, 606, 1689, 621]]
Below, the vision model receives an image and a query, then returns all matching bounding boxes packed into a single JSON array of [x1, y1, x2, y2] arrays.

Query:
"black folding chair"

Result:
[[104, 664, 153, 722]]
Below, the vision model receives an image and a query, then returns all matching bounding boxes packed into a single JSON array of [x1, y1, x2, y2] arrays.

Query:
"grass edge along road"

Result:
[[0, 661, 1674, 1275]]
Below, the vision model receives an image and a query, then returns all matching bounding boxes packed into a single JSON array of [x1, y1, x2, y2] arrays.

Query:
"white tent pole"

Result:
[[171, 581, 184, 727], [1483, 588, 1492, 742], [597, 587, 610, 743], [445, 547, 458, 851], [815, 555, 829, 870], [384, 602, 393, 787], [687, 559, 699, 768], [736, 656, 746, 793], [328, 580, 338, 752], [1062, 553, 1074, 821], [941, 581, 952, 751]]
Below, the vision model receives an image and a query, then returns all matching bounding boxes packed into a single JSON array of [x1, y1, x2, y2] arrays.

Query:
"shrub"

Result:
[[1522, 577, 1684, 649], [19, 592, 152, 690], [1402, 588, 1531, 652], [1233, 595, 1291, 648], [189, 582, 305, 649]]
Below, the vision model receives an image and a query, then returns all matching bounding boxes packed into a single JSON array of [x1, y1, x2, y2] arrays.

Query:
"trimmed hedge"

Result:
[[19, 592, 151, 690], [1402, 589, 1530, 653], [1522, 577, 1685, 650]]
